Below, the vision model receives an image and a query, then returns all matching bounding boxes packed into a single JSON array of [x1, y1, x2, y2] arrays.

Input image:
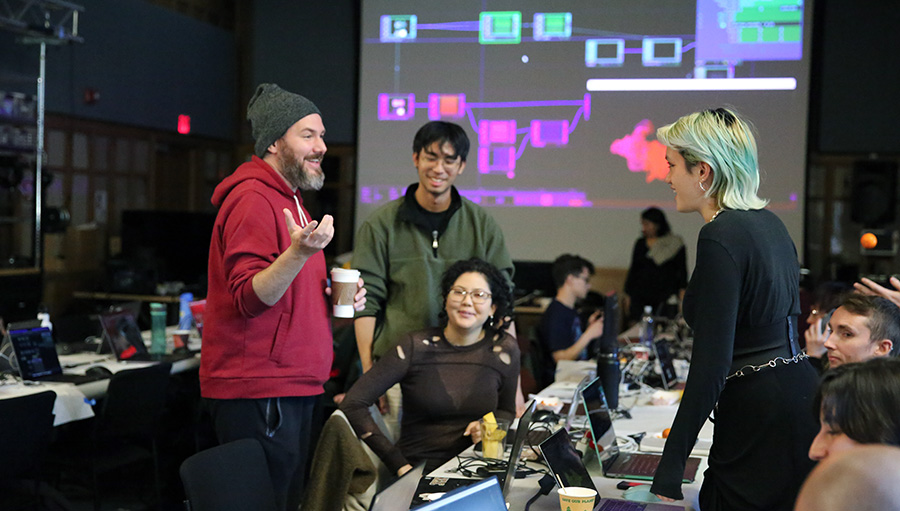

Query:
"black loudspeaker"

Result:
[[597, 353, 620, 410], [851, 161, 898, 227]]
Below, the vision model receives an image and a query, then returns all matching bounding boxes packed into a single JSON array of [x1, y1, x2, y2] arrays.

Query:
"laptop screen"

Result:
[[7, 324, 64, 379], [565, 373, 594, 430], [501, 400, 537, 497], [538, 428, 597, 493], [581, 377, 619, 461], [654, 339, 677, 390], [413, 476, 507, 510], [369, 462, 425, 511], [99, 310, 149, 360]]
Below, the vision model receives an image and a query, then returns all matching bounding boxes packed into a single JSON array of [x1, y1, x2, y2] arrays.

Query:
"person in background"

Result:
[[794, 445, 900, 511], [807, 357, 900, 461], [624, 207, 687, 323], [816, 294, 899, 370], [340, 259, 518, 475], [536, 254, 604, 388], [649, 108, 818, 510], [802, 281, 851, 371], [201, 84, 365, 511]]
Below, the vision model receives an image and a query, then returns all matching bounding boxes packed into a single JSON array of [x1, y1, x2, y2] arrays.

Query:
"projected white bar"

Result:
[[586, 78, 797, 92]]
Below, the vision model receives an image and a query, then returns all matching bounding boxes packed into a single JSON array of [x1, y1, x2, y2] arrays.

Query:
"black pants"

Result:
[[207, 395, 318, 511], [699, 360, 818, 511]]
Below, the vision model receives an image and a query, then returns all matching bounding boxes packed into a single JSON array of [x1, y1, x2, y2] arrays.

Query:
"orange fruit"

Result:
[[662, 428, 671, 438], [861, 232, 878, 250]]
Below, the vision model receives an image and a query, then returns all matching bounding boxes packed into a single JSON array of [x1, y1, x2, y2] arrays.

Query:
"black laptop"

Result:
[[581, 377, 700, 482], [6, 321, 109, 384], [99, 310, 195, 363], [539, 428, 684, 511], [414, 400, 538, 505]]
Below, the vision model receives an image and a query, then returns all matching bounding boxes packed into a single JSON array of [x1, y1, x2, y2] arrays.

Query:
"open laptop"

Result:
[[369, 462, 425, 511], [539, 428, 683, 511], [652, 339, 678, 391], [413, 476, 507, 511], [415, 400, 537, 504], [99, 310, 195, 362], [580, 377, 700, 482], [6, 321, 109, 384]]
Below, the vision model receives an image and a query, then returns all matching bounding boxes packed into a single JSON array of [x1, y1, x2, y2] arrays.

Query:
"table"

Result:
[[426, 383, 713, 510]]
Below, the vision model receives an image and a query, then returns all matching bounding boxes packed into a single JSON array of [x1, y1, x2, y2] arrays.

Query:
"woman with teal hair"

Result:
[[650, 108, 818, 511]]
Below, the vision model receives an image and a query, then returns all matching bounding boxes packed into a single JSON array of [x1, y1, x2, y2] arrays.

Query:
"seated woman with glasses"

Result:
[[340, 258, 519, 476]]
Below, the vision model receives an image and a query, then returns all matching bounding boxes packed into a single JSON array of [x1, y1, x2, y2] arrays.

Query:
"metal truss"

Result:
[[0, 0, 84, 43]]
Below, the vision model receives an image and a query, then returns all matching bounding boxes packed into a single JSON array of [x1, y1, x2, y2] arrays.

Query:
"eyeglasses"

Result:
[[448, 287, 492, 304]]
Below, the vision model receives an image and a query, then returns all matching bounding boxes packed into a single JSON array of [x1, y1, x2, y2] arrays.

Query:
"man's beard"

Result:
[[279, 150, 324, 191]]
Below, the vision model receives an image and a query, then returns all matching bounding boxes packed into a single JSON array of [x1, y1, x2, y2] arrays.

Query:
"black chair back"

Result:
[[0, 390, 56, 478], [98, 362, 171, 441], [180, 438, 278, 511]]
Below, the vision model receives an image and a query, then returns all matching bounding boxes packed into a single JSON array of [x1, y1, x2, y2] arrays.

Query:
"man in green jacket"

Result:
[[353, 121, 514, 373]]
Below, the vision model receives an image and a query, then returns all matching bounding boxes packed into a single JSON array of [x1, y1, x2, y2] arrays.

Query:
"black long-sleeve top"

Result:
[[650, 209, 801, 499], [340, 328, 520, 473]]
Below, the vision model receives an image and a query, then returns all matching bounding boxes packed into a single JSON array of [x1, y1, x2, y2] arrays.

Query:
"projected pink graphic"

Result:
[[610, 119, 668, 183]]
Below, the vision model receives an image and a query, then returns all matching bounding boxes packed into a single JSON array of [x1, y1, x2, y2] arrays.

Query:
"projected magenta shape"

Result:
[[458, 188, 592, 208], [378, 93, 416, 121], [530, 120, 569, 148], [478, 146, 516, 173], [478, 119, 518, 145], [609, 119, 668, 183], [428, 93, 466, 120]]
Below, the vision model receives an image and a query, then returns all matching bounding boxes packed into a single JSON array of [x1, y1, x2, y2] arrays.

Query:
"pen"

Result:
[[617, 481, 647, 490]]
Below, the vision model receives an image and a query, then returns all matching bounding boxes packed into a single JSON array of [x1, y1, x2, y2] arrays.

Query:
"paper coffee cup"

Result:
[[557, 487, 597, 511], [331, 268, 360, 318]]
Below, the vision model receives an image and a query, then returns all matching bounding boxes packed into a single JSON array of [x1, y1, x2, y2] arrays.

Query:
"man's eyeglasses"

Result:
[[448, 287, 492, 304]]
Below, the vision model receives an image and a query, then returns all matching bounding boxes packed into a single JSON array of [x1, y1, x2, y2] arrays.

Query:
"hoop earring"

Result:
[[698, 181, 707, 192]]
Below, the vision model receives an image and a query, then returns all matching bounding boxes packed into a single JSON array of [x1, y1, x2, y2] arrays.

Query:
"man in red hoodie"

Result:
[[201, 83, 365, 511]]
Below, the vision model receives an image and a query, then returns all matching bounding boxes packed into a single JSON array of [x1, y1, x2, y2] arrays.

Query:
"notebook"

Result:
[[539, 428, 684, 511], [369, 462, 425, 511], [6, 321, 109, 384], [413, 476, 507, 511], [415, 400, 537, 504], [580, 377, 700, 482]]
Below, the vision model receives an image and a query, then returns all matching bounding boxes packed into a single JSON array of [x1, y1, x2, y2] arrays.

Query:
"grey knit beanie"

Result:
[[247, 83, 321, 158]]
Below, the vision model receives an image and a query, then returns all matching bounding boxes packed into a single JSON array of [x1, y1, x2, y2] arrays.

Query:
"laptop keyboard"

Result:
[[598, 499, 647, 511], [619, 453, 659, 477]]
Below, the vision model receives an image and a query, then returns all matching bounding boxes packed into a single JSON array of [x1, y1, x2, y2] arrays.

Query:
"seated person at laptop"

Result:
[[808, 357, 900, 461], [536, 254, 604, 388], [816, 294, 899, 371], [341, 259, 519, 476]]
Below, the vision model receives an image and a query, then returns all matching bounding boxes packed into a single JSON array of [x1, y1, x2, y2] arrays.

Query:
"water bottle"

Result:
[[150, 302, 167, 356], [640, 305, 655, 349]]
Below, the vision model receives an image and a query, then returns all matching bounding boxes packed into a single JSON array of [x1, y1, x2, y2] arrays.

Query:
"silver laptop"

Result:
[[369, 462, 425, 511]]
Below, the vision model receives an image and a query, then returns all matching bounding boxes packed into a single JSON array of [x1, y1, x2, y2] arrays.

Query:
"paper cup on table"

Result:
[[331, 268, 360, 318], [172, 329, 190, 350], [480, 418, 510, 459], [558, 486, 597, 511]]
